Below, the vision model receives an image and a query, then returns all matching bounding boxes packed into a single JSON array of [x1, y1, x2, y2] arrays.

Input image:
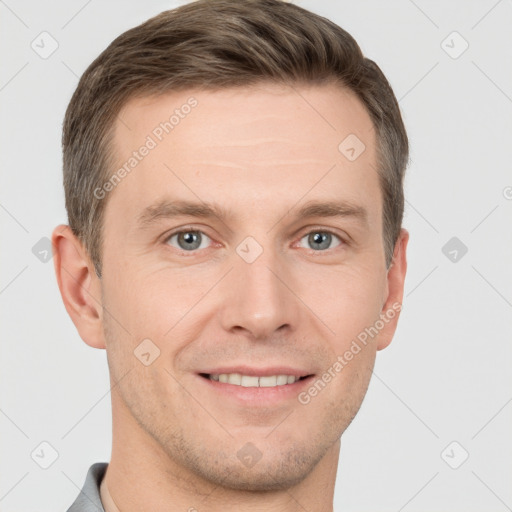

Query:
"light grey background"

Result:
[[1, 1, 511, 511]]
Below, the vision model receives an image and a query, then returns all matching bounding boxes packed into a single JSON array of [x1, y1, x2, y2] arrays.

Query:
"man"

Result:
[[52, 0, 409, 510]]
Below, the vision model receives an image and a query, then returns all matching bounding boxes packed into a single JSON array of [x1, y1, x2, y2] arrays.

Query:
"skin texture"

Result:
[[52, 82, 408, 512]]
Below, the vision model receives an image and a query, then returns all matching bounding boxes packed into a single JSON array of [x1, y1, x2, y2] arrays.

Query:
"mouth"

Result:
[[198, 372, 312, 388], [196, 368, 316, 405], [195, 366, 316, 405]]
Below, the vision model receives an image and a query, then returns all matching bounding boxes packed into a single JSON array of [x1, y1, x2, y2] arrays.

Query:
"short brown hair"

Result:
[[62, 0, 409, 278]]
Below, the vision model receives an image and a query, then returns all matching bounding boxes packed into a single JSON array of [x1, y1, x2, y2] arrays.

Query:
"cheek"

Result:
[[104, 249, 387, 355], [104, 263, 193, 339], [298, 264, 386, 338]]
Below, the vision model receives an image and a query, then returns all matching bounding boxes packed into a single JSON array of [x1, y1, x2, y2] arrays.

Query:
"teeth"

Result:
[[241, 375, 259, 387], [228, 373, 242, 385], [259, 376, 277, 387], [209, 373, 300, 387], [276, 375, 288, 385]]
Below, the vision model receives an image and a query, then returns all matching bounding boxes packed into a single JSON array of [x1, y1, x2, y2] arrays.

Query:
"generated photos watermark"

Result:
[[298, 301, 402, 405], [93, 96, 198, 200]]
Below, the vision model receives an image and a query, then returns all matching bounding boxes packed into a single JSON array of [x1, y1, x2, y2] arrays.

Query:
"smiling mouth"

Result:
[[199, 373, 312, 388]]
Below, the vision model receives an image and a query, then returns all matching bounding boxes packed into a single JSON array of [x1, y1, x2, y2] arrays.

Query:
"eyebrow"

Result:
[[136, 198, 369, 229]]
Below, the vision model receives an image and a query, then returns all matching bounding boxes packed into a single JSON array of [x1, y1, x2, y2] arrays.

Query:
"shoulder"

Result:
[[66, 462, 108, 512]]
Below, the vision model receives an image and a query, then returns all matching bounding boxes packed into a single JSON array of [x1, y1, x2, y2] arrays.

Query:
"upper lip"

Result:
[[198, 366, 313, 378]]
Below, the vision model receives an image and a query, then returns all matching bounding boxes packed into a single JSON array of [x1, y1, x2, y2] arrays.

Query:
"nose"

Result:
[[218, 242, 300, 340]]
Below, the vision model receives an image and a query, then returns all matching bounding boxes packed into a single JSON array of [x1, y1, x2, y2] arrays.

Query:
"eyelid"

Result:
[[163, 224, 212, 237], [163, 226, 347, 243], [295, 223, 350, 243]]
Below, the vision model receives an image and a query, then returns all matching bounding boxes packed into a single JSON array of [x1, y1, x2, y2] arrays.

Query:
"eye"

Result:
[[165, 229, 212, 252], [163, 227, 345, 255], [298, 230, 344, 252]]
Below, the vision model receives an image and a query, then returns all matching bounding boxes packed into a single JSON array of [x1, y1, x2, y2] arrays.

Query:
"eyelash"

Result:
[[163, 226, 348, 256]]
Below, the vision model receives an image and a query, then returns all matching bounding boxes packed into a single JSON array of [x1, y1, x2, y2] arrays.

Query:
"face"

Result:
[[63, 82, 408, 492]]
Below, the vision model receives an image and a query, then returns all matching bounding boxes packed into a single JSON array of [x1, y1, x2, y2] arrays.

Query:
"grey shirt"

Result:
[[67, 462, 108, 512]]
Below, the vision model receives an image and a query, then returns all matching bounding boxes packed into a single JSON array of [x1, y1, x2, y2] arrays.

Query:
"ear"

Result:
[[376, 228, 409, 351], [51, 224, 106, 349]]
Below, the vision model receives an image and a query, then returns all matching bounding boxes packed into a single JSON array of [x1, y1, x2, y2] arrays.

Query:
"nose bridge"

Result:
[[219, 236, 297, 338]]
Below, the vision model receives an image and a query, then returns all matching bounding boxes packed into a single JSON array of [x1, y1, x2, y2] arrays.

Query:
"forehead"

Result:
[[115, 82, 374, 155], [105, 83, 380, 230]]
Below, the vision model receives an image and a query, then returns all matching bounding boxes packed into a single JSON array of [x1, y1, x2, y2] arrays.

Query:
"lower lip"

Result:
[[197, 374, 315, 405]]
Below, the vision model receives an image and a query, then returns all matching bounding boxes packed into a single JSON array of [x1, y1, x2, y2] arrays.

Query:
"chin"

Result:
[[175, 436, 331, 492], [197, 455, 317, 492]]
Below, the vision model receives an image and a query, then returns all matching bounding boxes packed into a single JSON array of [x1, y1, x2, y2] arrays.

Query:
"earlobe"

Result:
[[376, 228, 409, 351], [51, 224, 106, 349]]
